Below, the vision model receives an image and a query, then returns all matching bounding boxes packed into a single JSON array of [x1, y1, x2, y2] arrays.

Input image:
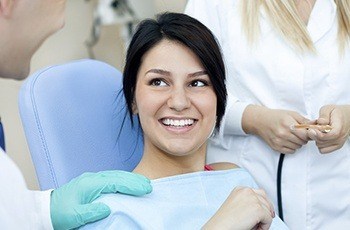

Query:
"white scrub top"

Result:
[[186, 0, 350, 229], [0, 149, 52, 229]]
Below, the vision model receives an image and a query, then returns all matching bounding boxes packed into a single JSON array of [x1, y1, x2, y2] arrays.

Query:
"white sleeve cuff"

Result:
[[33, 189, 54, 230], [222, 93, 250, 136], [209, 94, 250, 150]]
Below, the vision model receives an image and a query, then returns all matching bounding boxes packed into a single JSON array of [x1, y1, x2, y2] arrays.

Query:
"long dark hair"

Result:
[[123, 12, 227, 130]]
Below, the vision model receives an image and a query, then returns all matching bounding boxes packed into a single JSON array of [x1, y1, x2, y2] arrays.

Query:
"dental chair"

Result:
[[19, 59, 143, 190]]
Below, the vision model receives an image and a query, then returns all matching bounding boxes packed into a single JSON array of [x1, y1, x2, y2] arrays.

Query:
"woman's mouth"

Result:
[[160, 118, 196, 128]]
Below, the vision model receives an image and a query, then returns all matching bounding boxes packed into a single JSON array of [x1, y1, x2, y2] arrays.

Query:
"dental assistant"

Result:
[[0, 0, 151, 229], [186, 0, 350, 229]]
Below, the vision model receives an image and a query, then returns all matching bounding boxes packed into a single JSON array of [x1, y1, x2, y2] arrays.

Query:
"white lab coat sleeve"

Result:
[[220, 92, 250, 136], [0, 150, 53, 229], [33, 189, 54, 229], [185, 0, 250, 139], [210, 94, 250, 150]]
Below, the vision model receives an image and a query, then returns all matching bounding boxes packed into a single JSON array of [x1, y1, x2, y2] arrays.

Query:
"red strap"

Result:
[[204, 165, 214, 171]]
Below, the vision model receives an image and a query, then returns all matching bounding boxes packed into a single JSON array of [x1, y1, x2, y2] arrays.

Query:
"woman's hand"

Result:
[[242, 105, 310, 154], [307, 105, 350, 153], [203, 187, 275, 230]]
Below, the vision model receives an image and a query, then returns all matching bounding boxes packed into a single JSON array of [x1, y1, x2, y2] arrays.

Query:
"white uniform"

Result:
[[0, 149, 53, 229], [186, 0, 350, 229]]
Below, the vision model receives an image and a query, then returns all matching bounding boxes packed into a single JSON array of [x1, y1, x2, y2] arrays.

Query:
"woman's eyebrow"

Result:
[[145, 69, 208, 77], [188, 70, 208, 78], [145, 69, 171, 76]]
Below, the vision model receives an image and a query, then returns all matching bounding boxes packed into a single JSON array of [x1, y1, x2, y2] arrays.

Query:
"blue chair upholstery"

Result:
[[19, 59, 143, 190]]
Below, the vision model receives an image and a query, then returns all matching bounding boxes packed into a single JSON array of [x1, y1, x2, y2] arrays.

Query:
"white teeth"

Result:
[[162, 119, 194, 127]]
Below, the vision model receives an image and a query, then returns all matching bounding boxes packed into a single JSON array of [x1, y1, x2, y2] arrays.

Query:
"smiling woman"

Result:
[[82, 12, 288, 229]]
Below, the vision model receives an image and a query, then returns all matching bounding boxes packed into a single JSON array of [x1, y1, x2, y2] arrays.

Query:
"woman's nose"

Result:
[[167, 88, 191, 112]]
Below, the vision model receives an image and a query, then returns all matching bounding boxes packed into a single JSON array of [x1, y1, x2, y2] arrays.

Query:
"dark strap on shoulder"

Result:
[[0, 116, 5, 151]]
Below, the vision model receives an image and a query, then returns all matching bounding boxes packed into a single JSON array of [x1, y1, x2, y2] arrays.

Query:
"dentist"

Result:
[[0, 0, 151, 229]]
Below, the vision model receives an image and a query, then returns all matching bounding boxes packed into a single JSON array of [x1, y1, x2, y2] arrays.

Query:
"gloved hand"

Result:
[[50, 170, 152, 230]]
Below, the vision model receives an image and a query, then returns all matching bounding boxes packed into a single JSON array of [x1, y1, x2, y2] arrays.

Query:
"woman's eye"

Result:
[[190, 80, 208, 87], [150, 79, 167, 86]]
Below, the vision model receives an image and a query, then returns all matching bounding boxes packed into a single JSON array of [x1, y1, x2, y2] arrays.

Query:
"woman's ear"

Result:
[[0, 0, 14, 18], [132, 101, 138, 114]]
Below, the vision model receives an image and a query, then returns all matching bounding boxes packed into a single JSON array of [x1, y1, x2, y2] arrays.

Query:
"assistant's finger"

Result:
[[307, 129, 318, 140], [97, 170, 150, 182], [279, 146, 297, 154], [289, 133, 308, 145], [291, 128, 310, 142], [327, 109, 343, 133], [292, 112, 311, 125], [311, 129, 338, 142], [319, 144, 342, 154], [99, 172, 153, 196], [80, 171, 152, 202], [73, 203, 111, 227], [318, 105, 335, 125], [282, 141, 302, 151]]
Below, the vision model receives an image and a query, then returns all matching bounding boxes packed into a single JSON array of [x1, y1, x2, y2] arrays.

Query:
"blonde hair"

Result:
[[241, 0, 350, 53]]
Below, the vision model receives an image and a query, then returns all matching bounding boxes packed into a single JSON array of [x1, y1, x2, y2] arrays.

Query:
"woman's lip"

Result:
[[159, 116, 197, 120]]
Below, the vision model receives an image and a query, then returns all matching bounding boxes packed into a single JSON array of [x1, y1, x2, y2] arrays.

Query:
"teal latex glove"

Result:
[[50, 170, 152, 230]]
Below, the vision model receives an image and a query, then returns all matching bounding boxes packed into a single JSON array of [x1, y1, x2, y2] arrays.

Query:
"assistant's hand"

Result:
[[307, 105, 350, 153], [203, 187, 275, 230], [242, 105, 310, 154], [50, 170, 152, 230]]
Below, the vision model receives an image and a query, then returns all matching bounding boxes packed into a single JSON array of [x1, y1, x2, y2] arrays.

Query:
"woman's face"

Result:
[[134, 40, 217, 158]]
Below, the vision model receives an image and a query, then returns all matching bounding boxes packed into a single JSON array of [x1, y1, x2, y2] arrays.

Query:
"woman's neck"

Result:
[[133, 145, 207, 180]]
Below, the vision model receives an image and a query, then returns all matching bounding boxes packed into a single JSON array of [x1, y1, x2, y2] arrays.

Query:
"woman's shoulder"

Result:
[[208, 163, 258, 188], [208, 162, 240, 171]]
